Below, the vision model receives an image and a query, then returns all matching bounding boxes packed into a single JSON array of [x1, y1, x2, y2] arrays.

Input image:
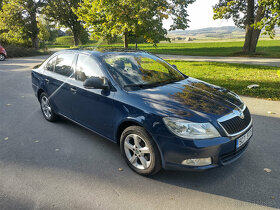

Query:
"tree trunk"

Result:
[[124, 32, 128, 49], [243, 2, 264, 54], [243, 27, 254, 53], [73, 30, 80, 46], [30, 8, 39, 49], [135, 35, 138, 49], [249, 6, 264, 53], [249, 29, 261, 53], [243, 0, 255, 54], [32, 37, 39, 49]]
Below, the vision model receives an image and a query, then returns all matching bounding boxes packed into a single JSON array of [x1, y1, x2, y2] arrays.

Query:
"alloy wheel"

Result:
[[124, 134, 151, 170], [0, 54, 5, 61], [41, 96, 52, 119]]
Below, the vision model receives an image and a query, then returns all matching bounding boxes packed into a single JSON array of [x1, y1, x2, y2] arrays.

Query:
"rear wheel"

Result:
[[40, 92, 58, 122], [0, 54, 5, 61], [120, 126, 161, 176]]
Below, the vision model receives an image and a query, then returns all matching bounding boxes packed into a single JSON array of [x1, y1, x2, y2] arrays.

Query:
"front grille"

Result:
[[220, 107, 251, 135]]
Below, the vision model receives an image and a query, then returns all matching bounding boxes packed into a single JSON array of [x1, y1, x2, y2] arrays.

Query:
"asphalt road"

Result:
[[0, 56, 280, 210]]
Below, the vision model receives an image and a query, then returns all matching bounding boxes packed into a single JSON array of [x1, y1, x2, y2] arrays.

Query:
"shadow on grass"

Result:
[[140, 46, 280, 58]]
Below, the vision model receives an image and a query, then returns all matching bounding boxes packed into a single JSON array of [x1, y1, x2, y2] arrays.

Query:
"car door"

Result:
[[43, 53, 76, 118], [70, 53, 115, 139]]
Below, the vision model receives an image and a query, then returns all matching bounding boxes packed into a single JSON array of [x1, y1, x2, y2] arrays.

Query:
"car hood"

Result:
[[129, 77, 243, 122]]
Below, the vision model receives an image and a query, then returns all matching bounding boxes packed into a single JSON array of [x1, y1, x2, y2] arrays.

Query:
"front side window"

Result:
[[101, 53, 185, 90], [75, 54, 103, 82], [45, 56, 57, 72], [54, 54, 75, 77]]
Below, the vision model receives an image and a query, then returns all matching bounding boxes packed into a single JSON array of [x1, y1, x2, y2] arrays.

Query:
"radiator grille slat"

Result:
[[220, 107, 251, 135]]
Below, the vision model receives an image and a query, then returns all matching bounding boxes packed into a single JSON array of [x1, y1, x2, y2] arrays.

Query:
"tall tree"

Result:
[[0, 0, 44, 48], [213, 0, 266, 54], [43, 0, 88, 46], [254, 0, 280, 38], [75, 0, 195, 48]]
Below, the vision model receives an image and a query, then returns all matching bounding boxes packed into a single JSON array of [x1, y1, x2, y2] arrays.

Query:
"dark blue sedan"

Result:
[[32, 49, 253, 175]]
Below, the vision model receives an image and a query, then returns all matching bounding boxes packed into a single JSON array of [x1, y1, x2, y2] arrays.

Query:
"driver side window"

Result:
[[75, 54, 103, 82]]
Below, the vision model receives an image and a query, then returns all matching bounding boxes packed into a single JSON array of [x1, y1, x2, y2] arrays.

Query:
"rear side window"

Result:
[[54, 54, 75, 77], [45, 56, 57, 72], [75, 54, 103, 82]]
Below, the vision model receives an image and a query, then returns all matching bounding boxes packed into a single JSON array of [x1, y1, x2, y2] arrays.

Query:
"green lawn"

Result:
[[47, 39, 280, 58], [138, 40, 280, 58], [167, 60, 280, 100]]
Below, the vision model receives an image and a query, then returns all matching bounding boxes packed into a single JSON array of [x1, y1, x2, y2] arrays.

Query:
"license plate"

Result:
[[236, 127, 253, 149]]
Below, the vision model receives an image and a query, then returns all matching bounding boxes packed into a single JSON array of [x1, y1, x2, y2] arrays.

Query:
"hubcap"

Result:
[[124, 134, 151, 170], [41, 96, 52, 119], [0, 54, 5, 61]]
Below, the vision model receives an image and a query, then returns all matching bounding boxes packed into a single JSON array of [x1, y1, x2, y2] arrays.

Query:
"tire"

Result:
[[40, 92, 58, 122], [120, 126, 161, 176], [0, 54, 6, 61]]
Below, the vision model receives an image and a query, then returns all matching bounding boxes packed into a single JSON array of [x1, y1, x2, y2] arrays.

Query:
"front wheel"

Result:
[[0, 54, 6, 61], [120, 126, 161, 176]]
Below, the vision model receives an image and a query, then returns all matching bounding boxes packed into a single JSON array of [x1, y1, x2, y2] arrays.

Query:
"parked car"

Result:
[[0, 45, 7, 61], [31, 49, 253, 176]]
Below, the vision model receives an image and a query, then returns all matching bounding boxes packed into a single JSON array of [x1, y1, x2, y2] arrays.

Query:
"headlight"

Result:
[[163, 117, 220, 139], [229, 91, 243, 103]]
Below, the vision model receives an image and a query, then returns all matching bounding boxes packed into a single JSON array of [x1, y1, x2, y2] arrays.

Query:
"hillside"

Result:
[[167, 26, 279, 40]]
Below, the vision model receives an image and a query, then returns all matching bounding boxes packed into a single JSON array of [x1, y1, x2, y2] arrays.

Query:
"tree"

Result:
[[254, 0, 280, 38], [38, 19, 50, 42], [213, 0, 266, 54], [0, 0, 44, 48], [75, 0, 195, 48], [43, 0, 88, 46]]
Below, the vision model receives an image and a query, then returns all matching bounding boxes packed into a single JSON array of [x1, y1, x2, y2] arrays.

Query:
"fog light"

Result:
[[181, 158, 212, 166]]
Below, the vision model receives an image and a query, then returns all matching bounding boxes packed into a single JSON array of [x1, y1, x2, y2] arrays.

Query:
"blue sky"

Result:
[[163, 0, 235, 30]]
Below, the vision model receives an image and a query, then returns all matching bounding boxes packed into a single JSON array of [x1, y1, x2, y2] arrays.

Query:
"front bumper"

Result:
[[155, 126, 252, 171]]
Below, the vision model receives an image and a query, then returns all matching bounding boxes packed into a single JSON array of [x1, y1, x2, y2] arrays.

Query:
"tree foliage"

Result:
[[255, 0, 280, 38], [43, 0, 88, 46], [0, 0, 44, 48], [213, 0, 267, 54], [213, 0, 248, 28], [75, 0, 195, 48]]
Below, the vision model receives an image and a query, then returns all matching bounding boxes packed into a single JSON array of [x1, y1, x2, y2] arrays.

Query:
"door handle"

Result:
[[44, 78, 50, 83], [70, 87, 77, 93]]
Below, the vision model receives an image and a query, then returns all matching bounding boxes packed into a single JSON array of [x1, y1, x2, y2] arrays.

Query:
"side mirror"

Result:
[[83, 77, 109, 90], [172, 64, 178, 69]]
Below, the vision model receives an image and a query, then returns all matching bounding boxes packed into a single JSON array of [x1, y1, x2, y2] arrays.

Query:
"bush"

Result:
[[4, 45, 49, 58], [54, 36, 74, 46]]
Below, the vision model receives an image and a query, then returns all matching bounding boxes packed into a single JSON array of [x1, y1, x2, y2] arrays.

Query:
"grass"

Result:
[[47, 39, 280, 58], [167, 60, 280, 100], [4, 45, 50, 58], [138, 40, 280, 58]]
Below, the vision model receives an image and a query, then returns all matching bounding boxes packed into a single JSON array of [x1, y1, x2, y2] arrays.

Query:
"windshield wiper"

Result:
[[123, 83, 157, 89], [124, 80, 179, 89]]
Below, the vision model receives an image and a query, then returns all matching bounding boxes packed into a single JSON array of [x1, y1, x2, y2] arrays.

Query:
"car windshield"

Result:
[[101, 53, 185, 90]]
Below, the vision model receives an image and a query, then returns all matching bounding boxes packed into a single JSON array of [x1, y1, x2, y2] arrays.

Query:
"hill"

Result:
[[167, 26, 280, 40], [167, 26, 245, 40]]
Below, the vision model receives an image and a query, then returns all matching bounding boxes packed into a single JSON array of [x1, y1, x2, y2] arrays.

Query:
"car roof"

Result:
[[54, 48, 149, 57]]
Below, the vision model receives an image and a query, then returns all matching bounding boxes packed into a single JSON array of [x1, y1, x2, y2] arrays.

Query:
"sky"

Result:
[[163, 0, 235, 30]]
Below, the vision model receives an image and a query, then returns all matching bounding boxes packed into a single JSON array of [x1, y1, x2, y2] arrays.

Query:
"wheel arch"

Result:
[[37, 89, 45, 101], [116, 119, 165, 168]]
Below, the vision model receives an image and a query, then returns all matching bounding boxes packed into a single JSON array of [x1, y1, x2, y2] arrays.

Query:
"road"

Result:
[[0, 56, 280, 210], [157, 54, 280, 67]]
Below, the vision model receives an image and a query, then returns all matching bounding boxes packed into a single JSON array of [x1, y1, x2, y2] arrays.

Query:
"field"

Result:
[[47, 39, 280, 58], [167, 61, 280, 100], [138, 40, 280, 57]]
